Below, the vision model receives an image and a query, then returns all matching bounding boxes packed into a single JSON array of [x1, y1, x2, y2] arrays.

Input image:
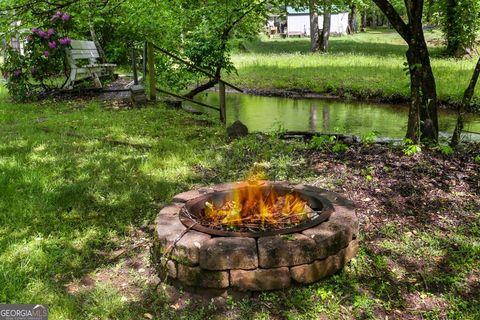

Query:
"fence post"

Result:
[[131, 48, 138, 85], [219, 80, 226, 124], [142, 41, 147, 81], [147, 42, 156, 101]]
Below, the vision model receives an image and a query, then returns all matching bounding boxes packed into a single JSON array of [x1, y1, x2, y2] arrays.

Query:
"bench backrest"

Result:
[[67, 40, 99, 65]]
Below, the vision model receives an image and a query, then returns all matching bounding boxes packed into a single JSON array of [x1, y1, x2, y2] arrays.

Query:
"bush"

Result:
[[1, 12, 73, 101]]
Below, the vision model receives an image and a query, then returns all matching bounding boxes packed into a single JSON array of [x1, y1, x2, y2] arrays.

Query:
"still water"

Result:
[[187, 92, 480, 140]]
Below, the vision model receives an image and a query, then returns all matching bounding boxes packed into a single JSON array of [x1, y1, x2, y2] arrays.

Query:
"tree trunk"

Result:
[[309, 0, 320, 51], [373, 0, 439, 143], [319, 2, 331, 52], [451, 56, 480, 146], [361, 8, 367, 31], [348, 4, 357, 33], [88, 10, 107, 63]]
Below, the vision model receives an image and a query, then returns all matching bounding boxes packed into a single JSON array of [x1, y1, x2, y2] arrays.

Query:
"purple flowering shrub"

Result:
[[1, 12, 72, 101]]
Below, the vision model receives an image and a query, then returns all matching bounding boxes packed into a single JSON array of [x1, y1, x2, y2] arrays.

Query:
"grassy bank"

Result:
[[0, 88, 479, 319], [228, 30, 480, 107]]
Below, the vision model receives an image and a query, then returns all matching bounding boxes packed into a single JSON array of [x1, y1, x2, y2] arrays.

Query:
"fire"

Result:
[[203, 183, 311, 229]]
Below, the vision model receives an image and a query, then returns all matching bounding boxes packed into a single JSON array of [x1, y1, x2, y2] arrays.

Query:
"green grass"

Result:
[[0, 86, 478, 319], [228, 30, 480, 105]]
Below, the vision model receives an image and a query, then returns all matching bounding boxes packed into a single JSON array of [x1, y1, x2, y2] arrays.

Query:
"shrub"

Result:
[[1, 12, 73, 101]]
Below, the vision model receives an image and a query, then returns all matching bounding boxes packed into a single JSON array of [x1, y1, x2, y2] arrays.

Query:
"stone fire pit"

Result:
[[152, 182, 359, 291]]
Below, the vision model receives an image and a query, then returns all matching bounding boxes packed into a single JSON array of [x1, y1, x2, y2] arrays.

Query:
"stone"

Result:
[[258, 234, 317, 268], [227, 120, 248, 139], [290, 254, 340, 284], [290, 239, 359, 284], [154, 211, 187, 249], [338, 239, 359, 264], [230, 267, 291, 291], [177, 264, 229, 288], [302, 220, 352, 259], [171, 230, 211, 266], [157, 259, 177, 280], [172, 188, 213, 203], [199, 237, 258, 270], [329, 207, 359, 238], [159, 203, 183, 216]]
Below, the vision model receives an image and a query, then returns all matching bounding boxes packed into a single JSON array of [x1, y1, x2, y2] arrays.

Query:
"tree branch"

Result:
[[372, 0, 410, 41]]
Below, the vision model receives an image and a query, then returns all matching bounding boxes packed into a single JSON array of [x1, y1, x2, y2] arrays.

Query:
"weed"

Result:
[[361, 131, 379, 145], [402, 138, 422, 156]]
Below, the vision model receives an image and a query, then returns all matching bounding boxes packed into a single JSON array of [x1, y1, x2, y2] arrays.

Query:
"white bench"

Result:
[[65, 40, 116, 89]]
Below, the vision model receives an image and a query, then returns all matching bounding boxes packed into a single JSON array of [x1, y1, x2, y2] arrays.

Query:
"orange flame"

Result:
[[204, 182, 310, 229]]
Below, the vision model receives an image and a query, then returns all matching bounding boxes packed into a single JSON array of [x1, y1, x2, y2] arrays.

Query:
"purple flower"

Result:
[[31, 27, 39, 33], [37, 30, 48, 38], [59, 37, 71, 45], [51, 12, 61, 21], [47, 28, 55, 38], [26, 35, 33, 42], [43, 51, 49, 58], [48, 41, 57, 48], [14, 69, 22, 77], [61, 14, 70, 22]]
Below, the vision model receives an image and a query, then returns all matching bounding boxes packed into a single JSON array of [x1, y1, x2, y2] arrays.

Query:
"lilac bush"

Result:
[[1, 12, 73, 101]]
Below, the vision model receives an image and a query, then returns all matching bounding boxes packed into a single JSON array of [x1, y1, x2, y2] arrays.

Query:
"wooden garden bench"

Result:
[[65, 40, 116, 89]]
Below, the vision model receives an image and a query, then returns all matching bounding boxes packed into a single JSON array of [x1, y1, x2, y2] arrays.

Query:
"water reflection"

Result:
[[187, 92, 480, 139]]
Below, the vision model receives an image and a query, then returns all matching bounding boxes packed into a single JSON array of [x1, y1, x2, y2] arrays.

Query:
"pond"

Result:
[[187, 92, 480, 140]]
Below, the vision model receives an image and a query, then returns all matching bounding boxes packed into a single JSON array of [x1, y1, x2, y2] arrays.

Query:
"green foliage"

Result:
[[310, 135, 348, 153], [311, 135, 336, 151], [1, 13, 72, 100], [439, 145, 454, 156], [475, 154, 480, 163], [361, 130, 378, 145], [437, 0, 480, 57], [402, 138, 422, 156]]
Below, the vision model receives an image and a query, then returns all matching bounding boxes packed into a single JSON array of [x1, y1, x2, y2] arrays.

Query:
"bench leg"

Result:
[[66, 68, 77, 89], [91, 72, 102, 88]]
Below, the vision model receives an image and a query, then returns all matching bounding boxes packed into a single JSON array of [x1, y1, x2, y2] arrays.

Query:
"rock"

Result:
[[157, 259, 177, 279], [177, 264, 229, 288], [302, 220, 352, 259], [329, 207, 359, 239], [227, 120, 248, 139], [290, 254, 340, 284], [172, 230, 211, 266], [257, 234, 317, 268], [230, 267, 291, 291], [172, 188, 213, 203], [199, 237, 258, 270], [130, 85, 147, 105], [290, 239, 359, 284]]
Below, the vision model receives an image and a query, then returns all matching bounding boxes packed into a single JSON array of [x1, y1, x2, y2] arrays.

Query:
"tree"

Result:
[[450, 56, 480, 147], [309, 0, 320, 51], [438, 0, 480, 57], [372, 0, 438, 143], [318, 0, 331, 52]]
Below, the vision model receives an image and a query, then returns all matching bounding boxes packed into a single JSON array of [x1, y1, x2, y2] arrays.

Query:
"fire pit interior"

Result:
[[153, 181, 359, 292], [179, 182, 334, 237]]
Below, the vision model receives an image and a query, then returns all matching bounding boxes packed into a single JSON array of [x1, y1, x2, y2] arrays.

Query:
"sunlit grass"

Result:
[[229, 30, 480, 104]]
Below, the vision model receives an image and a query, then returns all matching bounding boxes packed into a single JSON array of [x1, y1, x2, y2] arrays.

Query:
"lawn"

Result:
[[227, 30, 480, 106], [0, 86, 479, 319]]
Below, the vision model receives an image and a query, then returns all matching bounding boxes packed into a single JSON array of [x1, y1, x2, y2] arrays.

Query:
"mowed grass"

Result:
[[0, 85, 478, 319], [228, 30, 480, 105]]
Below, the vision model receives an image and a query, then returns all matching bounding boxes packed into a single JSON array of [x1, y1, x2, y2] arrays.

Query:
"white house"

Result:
[[286, 7, 349, 36]]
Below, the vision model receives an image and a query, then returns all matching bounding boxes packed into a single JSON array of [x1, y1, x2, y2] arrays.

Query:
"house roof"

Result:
[[286, 6, 348, 15]]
